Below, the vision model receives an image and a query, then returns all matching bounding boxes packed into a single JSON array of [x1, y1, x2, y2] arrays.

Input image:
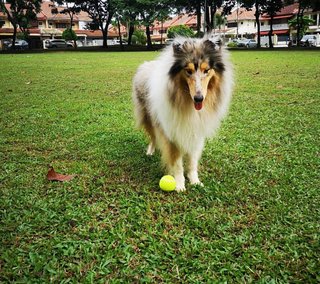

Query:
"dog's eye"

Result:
[[185, 69, 193, 76]]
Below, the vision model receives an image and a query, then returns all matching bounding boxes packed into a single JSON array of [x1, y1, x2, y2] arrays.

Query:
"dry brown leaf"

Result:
[[47, 166, 75, 182]]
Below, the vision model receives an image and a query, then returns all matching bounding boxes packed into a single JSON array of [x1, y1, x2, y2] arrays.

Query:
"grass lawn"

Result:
[[0, 49, 319, 283]]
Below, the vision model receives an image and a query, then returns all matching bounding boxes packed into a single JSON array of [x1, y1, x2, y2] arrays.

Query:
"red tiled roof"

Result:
[[227, 8, 256, 21], [37, 1, 90, 22], [274, 3, 299, 16], [261, 3, 299, 19], [0, 28, 14, 34], [153, 13, 202, 31]]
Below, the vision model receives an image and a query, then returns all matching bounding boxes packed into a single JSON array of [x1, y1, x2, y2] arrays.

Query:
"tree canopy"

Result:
[[0, 0, 42, 48]]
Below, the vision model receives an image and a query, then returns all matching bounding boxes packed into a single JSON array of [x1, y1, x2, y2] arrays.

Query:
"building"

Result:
[[226, 7, 257, 39], [0, 0, 118, 49], [1, 1, 319, 49], [150, 14, 199, 44], [259, 3, 298, 46]]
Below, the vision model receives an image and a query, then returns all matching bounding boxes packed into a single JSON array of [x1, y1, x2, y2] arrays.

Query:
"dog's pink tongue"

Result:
[[194, 102, 203, 111]]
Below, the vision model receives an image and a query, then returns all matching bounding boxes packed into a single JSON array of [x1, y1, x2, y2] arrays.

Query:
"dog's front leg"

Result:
[[160, 139, 186, 192], [187, 146, 204, 187], [170, 157, 185, 192]]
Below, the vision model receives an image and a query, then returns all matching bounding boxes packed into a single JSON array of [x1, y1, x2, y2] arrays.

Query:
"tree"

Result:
[[241, 0, 267, 48], [131, 29, 146, 45], [134, 0, 172, 49], [0, 0, 42, 49], [52, 0, 82, 48], [167, 25, 194, 38], [62, 27, 78, 43], [262, 0, 284, 48], [204, 0, 224, 32], [214, 13, 226, 34], [81, 0, 121, 48], [288, 15, 315, 41], [285, 0, 320, 45], [118, 0, 139, 45], [173, 0, 235, 36]]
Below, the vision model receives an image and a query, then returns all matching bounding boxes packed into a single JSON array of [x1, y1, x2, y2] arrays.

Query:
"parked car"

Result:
[[44, 39, 73, 49], [165, 38, 174, 45], [8, 40, 29, 50], [238, 39, 257, 48], [300, 35, 317, 47], [111, 39, 127, 45]]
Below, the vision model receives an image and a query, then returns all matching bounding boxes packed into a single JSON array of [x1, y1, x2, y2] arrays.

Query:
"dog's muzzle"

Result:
[[194, 94, 204, 110]]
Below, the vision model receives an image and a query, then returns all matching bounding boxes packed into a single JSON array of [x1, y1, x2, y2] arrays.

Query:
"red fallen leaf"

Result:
[[47, 167, 75, 182]]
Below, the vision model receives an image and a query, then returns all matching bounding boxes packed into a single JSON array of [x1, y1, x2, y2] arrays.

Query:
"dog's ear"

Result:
[[203, 40, 216, 52], [204, 37, 223, 51], [172, 43, 183, 56]]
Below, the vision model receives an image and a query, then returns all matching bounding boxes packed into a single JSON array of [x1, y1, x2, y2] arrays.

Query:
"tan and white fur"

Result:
[[132, 35, 233, 191]]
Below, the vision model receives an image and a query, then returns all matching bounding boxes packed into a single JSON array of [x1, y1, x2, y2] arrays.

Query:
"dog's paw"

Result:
[[188, 173, 204, 187], [175, 176, 186, 192], [175, 185, 186, 192], [146, 143, 155, 156], [191, 181, 204, 187]]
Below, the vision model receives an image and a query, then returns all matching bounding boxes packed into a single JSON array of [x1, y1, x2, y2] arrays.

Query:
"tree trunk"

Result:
[[101, 14, 113, 48], [255, 3, 261, 48], [196, 0, 201, 36], [128, 23, 134, 45], [102, 28, 108, 48], [205, 4, 210, 32], [70, 13, 77, 48], [211, 5, 215, 32], [146, 25, 152, 49], [12, 24, 17, 49], [296, 5, 305, 46], [117, 16, 123, 50], [268, 16, 274, 48]]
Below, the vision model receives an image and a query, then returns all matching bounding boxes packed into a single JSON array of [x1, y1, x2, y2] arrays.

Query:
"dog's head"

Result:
[[169, 36, 225, 110]]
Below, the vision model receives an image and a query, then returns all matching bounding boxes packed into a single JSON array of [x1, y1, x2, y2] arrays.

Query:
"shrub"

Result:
[[167, 25, 194, 39], [132, 30, 146, 45], [62, 28, 77, 42], [227, 41, 238, 48]]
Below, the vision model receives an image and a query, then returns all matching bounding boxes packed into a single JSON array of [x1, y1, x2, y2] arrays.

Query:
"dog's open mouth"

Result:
[[194, 102, 203, 110]]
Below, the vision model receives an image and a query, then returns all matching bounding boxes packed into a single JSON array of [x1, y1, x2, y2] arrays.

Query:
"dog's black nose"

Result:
[[194, 95, 204, 103]]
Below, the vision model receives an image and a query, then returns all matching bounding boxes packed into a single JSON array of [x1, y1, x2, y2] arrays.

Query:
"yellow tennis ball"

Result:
[[159, 175, 176, 192]]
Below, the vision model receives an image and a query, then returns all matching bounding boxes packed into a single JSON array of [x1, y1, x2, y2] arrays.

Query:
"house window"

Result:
[[227, 22, 237, 28], [159, 29, 167, 34], [241, 22, 243, 25], [261, 22, 264, 26], [311, 14, 317, 24], [38, 21, 43, 27], [56, 23, 68, 29], [0, 20, 5, 28], [48, 22, 54, 28]]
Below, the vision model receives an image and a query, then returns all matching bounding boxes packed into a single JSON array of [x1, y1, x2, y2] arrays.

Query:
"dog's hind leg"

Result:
[[146, 142, 155, 156], [142, 115, 156, 156]]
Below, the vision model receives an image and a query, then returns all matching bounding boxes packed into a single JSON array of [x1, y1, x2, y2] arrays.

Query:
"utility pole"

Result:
[[204, 0, 207, 33], [236, 0, 239, 38]]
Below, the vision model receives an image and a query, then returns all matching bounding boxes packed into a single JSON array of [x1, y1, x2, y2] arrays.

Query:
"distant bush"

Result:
[[227, 41, 238, 48], [167, 25, 194, 39], [62, 28, 77, 42], [132, 30, 146, 45]]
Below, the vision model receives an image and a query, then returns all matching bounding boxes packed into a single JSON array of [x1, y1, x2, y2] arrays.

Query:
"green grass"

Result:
[[0, 50, 319, 283]]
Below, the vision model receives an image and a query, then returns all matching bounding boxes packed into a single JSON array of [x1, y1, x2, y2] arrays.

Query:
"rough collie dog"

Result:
[[132, 35, 233, 191]]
